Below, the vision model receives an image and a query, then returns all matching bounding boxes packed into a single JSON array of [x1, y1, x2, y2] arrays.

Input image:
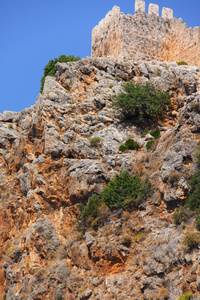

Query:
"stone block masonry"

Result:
[[91, 0, 200, 65]]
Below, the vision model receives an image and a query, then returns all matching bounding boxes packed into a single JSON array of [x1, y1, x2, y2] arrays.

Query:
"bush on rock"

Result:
[[112, 82, 171, 123]]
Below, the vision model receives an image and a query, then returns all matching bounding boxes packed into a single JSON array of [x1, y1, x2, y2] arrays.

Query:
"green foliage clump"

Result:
[[177, 61, 188, 66], [8, 123, 13, 129], [78, 194, 103, 229], [125, 139, 140, 150], [173, 206, 190, 225], [101, 171, 153, 209], [119, 139, 140, 152], [178, 293, 193, 300], [40, 54, 80, 93], [146, 140, 155, 150], [169, 170, 181, 188], [112, 82, 171, 123], [78, 172, 153, 230], [195, 214, 200, 231], [119, 145, 128, 152], [150, 129, 160, 140], [141, 128, 149, 137], [195, 144, 200, 167], [184, 234, 200, 250], [186, 170, 200, 211], [89, 136, 101, 147]]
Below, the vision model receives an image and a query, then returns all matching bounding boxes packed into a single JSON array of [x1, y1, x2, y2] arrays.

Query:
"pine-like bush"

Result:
[[112, 82, 171, 123], [101, 171, 152, 209]]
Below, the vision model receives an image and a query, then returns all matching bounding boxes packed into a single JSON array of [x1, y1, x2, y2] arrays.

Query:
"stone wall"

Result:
[[91, 0, 200, 65]]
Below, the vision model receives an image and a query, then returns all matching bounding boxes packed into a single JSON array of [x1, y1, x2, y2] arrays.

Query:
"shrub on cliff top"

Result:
[[40, 54, 80, 93], [112, 82, 171, 123]]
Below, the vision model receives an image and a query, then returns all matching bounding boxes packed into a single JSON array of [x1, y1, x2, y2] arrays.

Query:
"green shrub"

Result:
[[150, 129, 160, 140], [173, 206, 190, 225], [112, 82, 171, 123], [186, 170, 200, 211], [77, 194, 104, 229], [195, 214, 200, 231], [89, 136, 101, 147], [125, 139, 140, 150], [177, 61, 188, 66], [109, 84, 114, 88], [169, 170, 181, 188], [119, 139, 140, 152], [195, 144, 200, 167], [178, 293, 193, 300], [184, 234, 200, 250], [101, 171, 153, 209], [40, 54, 80, 93], [119, 145, 128, 152], [146, 140, 155, 150], [141, 128, 149, 137], [115, 76, 120, 81], [8, 123, 13, 129]]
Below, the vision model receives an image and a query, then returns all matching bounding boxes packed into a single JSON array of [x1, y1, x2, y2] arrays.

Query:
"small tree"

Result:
[[101, 171, 153, 209], [40, 54, 80, 93], [77, 194, 104, 229], [112, 82, 171, 123]]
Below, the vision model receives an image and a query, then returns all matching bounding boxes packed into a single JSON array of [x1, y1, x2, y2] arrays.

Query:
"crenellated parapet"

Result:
[[92, 0, 200, 65], [135, 0, 173, 19], [92, 6, 120, 40]]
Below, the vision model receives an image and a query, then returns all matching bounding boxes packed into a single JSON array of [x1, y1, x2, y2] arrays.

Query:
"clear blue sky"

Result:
[[0, 0, 200, 113]]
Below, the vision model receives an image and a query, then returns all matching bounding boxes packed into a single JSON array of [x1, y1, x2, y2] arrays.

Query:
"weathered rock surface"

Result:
[[0, 57, 200, 299]]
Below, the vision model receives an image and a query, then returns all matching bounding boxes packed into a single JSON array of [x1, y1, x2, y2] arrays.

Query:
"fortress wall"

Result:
[[91, 6, 124, 58], [120, 13, 170, 62], [166, 20, 200, 65], [91, 1, 200, 65]]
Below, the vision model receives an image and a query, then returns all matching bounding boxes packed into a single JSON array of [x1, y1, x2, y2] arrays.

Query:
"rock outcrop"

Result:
[[1, 57, 200, 299]]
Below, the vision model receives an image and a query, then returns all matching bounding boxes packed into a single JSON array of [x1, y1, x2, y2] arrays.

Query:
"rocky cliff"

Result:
[[1, 57, 200, 300]]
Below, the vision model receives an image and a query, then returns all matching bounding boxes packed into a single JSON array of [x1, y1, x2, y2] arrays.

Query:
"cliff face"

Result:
[[1, 57, 200, 300]]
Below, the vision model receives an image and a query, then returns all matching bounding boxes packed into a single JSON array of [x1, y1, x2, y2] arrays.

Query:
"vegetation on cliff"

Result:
[[40, 54, 80, 93], [78, 171, 153, 230], [112, 82, 171, 123]]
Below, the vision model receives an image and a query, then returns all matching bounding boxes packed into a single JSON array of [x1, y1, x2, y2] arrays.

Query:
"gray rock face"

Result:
[[2, 111, 19, 122], [1, 56, 200, 300]]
